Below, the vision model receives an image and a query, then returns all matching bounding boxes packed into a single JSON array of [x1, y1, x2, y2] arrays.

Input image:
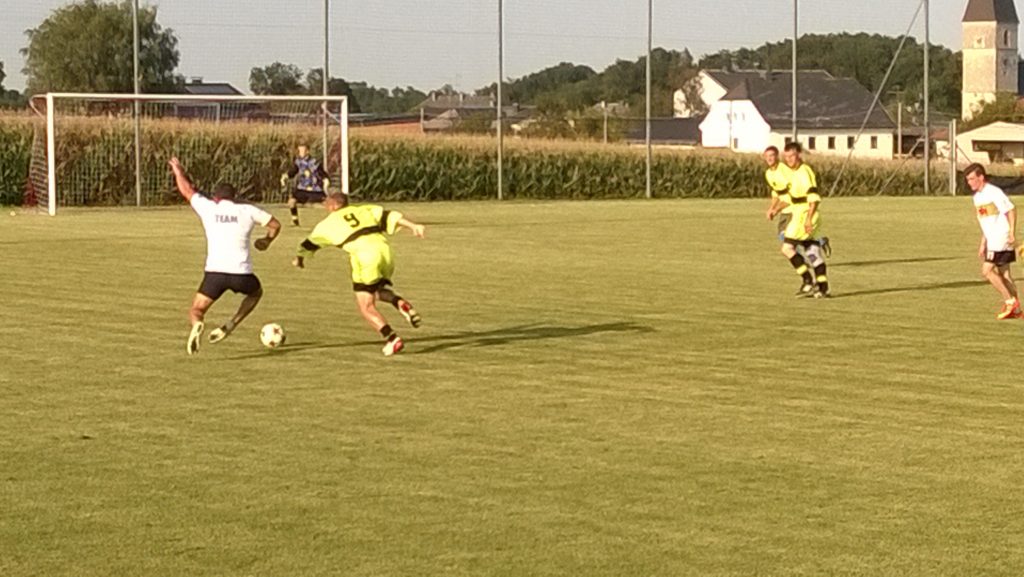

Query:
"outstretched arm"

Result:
[[169, 157, 197, 202], [254, 217, 282, 251], [396, 216, 426, 238]]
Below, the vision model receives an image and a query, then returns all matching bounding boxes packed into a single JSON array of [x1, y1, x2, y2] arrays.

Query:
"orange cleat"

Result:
[[996, 300, 1022, 320]]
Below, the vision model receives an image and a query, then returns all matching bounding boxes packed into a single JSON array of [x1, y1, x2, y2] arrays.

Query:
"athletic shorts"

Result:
[[198, 272, 262, 300], [293, 190, 327, 205], [783, 210, 821, 242], [986, 250, 1017, 267], [777, 213, 793, 239], [349, 246, 395, 293]]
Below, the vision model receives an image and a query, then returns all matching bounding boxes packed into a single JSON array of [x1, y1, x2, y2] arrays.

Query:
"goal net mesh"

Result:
[[30, 95, 347, 212]]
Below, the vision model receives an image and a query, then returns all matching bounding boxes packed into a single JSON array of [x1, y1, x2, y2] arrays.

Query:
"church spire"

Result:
[[963, 0, 1020, 24]]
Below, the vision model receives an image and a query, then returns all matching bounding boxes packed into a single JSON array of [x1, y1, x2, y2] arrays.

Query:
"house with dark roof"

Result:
[[183, 79, 244, 96], [697, 70, 896, 159], [674, 69, 834, 118]]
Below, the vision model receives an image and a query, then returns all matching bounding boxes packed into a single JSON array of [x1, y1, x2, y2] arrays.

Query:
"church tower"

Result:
[[962, 0, 1020, 120]]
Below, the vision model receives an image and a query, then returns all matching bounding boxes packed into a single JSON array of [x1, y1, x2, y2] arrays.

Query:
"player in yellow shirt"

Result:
[[763, 146, 793, 240], [293, 194, 426, 356], [769, 142, 830, 298]]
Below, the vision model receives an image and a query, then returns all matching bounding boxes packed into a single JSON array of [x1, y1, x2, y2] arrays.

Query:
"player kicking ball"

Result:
[[280, 144, 330, 227], [293, 193, 425, 356], [965, 163, 1021, 320], [170, 157, 282, 355]]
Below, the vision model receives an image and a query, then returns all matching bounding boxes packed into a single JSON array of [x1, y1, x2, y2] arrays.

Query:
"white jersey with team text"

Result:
[[190, 195, 273, 274], [974, 183, 1016, 253]]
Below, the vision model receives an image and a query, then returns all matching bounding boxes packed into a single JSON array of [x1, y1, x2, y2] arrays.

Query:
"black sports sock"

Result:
[[814, 264, 829, 293], [379, 324, 397, 342], [789, 254, 814, 284]]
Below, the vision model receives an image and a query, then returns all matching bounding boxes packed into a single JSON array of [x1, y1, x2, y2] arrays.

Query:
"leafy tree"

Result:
[[0, 61, 24, 109], [22, 0, 180, 94], [249, 62, 305, 95], [349, 83, 426, 114], [961, 92, 1024, 131]]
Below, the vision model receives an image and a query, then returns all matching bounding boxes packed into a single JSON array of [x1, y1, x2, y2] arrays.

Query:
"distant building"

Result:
[[962, 0, 1020, 120], [954, 121, 1024, 165], [674, 69, 833, 119], [625, 117, 703, 148], [416, 91, 531, 133], [697, 70, 896, 159], [182, 79, 244, 96]]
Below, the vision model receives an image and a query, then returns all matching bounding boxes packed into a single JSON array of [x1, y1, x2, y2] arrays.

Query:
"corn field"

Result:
[[0, 114, 954, 207]]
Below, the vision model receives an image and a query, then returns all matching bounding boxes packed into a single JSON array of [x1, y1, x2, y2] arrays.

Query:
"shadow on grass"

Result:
[[830, 256, 960, 269], [226, 321, 654, 360], [833, 280, 988, 299]]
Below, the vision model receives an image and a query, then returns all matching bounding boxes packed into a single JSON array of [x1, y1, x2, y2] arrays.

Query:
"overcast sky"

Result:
[[0, 0, 993, 94]]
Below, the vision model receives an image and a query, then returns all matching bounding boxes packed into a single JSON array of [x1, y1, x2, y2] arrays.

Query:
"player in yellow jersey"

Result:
[[293, 194, 425, 356], [771, 142, 831, 298], [763, 146, 793, 239]]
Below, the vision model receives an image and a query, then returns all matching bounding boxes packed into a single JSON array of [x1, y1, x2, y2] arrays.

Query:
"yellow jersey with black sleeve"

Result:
[[297, 204, 404, 289], [765, 163, 793, 214], [782, 163, 822, 242]]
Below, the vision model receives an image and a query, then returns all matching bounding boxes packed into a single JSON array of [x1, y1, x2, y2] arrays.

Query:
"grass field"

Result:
[[3, 198, 1024, 577]]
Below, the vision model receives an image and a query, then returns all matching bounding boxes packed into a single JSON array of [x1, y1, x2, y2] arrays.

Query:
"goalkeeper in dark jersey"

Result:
[[280, 144, 330, 226]]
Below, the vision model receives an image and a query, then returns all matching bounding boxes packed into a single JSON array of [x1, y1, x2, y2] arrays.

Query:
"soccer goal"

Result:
[[29, 93, 349, 216]]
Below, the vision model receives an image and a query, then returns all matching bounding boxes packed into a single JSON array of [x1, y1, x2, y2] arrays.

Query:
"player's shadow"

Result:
[[830, 256, 960, 269], [227, 321, 653, 360], [833, 280, 988, 299]]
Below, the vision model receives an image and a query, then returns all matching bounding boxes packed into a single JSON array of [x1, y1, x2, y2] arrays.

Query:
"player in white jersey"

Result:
[[966, 163, 1020, 320], [169, 158, 282, 354]]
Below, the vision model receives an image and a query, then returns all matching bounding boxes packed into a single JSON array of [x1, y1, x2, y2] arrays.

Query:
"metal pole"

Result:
[[897, 102, 903, 156], [132, 0, 141, 207], [603, 102, 609, 144], [924, 0, 930, 195], [645, 0, 652, 199], [497, 0, 504, 201], [322, 0, 329, 170], [792, 0, 798, 142]]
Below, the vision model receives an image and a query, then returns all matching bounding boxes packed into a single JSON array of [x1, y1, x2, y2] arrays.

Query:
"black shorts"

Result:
[[292, 190, 327, 205], [986, 250, 1017, 267], [352, 279, 392, 294], [198, 272, 262, 300]]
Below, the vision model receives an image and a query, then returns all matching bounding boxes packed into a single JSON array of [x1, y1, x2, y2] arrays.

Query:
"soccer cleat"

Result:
[[187, 322, 205, 356], [996, 300, 1022, 320], [820, 237, 832, 257], [291, 216, 300, 227], [813, 289, 832, 299], [382, 336, 405, 357], [209, 325, 233, 344], [796, 283, 815, 298], [398, 301, 422, 328]]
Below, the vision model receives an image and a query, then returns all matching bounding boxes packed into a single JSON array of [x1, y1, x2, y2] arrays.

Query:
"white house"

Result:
[[697, 70, 896, 159], [674, 69, 833, 119], [954, 121, 1024, 165]]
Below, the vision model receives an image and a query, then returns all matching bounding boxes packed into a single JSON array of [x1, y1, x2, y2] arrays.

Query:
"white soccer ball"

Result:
[[259, 323, 286, 348]]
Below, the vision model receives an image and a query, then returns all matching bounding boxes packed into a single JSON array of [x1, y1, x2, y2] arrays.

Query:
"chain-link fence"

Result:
[[1, 1, 978, 206]]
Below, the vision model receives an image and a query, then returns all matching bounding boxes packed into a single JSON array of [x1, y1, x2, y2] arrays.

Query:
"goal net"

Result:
[[29, 93, 349, 215]]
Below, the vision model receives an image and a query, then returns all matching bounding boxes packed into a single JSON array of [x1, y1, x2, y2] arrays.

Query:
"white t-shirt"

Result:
[[974, 183, 1016, 252], [190, 195, 273, 274]]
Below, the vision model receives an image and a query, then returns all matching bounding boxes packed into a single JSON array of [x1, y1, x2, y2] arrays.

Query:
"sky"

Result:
[[0, 0, 995, 94]]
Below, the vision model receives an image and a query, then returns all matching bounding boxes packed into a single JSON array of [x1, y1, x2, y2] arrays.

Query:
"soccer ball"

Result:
[[259, 323, 286, 348]]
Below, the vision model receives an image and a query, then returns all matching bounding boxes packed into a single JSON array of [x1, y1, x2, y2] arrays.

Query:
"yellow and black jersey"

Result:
[[298, 204, 404, 258], [786, 163, 820, 208], [765, 164, 792, 199]]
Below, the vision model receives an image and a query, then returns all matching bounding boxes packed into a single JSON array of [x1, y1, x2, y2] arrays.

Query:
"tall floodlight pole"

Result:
[[497, 0, 504, 201], [132, 0, 141, 207], [792, 0, 798, 142], [323, 0, 329, 166], [923, 0, 931, 195], [645, 0, 653, 199]]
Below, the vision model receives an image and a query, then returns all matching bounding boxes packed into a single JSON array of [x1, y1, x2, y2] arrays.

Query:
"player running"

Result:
[[771, 142, 831, 298], [763, 146, 793, 239], [280, 144, 330, 227], [170, 157, 281, 355], [965, 163, 1021, 319], [293, 194, 425, 356]]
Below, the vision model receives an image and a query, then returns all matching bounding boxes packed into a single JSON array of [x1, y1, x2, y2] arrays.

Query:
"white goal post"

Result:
[[30, 92, 350, 216]]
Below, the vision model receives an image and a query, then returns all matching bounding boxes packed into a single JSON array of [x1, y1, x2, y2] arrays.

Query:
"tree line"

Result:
[[0, 0, 970, 121]]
